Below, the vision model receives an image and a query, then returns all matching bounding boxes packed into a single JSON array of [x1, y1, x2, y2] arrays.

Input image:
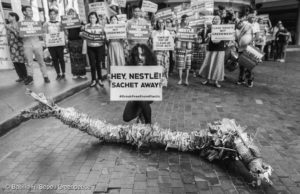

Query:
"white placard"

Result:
[[211, 24, 235, 41], [104, 23, 127, 39], [117, 14, 127, 23], [110, 66, 163, 101], [89, 2, 107, 15], [117, 0, 126, 8], [45, 32, 65, 47], [141, 1, 158, 13], [153, 35, 174, 51]]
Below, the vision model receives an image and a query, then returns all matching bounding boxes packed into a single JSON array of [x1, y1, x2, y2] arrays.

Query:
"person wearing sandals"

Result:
[[82, 12, 105, 87], [199, 16, 226, 88]]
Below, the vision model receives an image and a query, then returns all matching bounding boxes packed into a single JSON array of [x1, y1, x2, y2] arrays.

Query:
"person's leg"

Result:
[[19, 62, 28, 79], [87, 47, 96, 81], [245, 69, 254, 87], [185, 69, 190, 85], [139, 101, 152, 124], [237, 65, 245, 84], [281, 44, 287, 62], [57, 46, 66, 75], [48, 47, 60, 76], [178, 69, 183, 84], [33, 46, 49, 79], [169, 51, 174, 75], [96, 46, 104, 81], [13, 62, 23, 80], [123, 101, 141, 122], [23, 46, 34, 79]]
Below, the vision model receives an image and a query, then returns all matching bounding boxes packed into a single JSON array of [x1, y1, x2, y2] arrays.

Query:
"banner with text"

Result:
[[45, 32, 65, 47], [211, 24, 235, 41], [117, 14, 127, 23], [110, 66, 163, 101], [80, 31, 105, 42], [61, 15, 81, 29], [89, 2, 107, 16], [155, 8, 172, 20], [141, 1, 158, 13], [117, 0, 126, 8], [127, 24, 150, 40], [18, 21, 43, 37], [153, 35, 174, 51], [105, 23, 127, 39], [177, 28, 196, 42]]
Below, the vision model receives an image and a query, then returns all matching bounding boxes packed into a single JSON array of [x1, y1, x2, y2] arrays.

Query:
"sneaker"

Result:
[[24, 76, 33, 85], [177, 80, 182, 85], [72, 75, 80, 79], [44, 77, 50, 83], [60, 74, 65, 79], [80, 75, 87, 79], [247, 82, 253, 88], [185, 81, 189, 86], [90, 80, 97, 87], [280, 59, 285, 63], [56, 75, 61, 80]]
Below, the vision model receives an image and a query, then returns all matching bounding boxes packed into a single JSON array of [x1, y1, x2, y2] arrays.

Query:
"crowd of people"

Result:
[[4, 4, 291, 89]]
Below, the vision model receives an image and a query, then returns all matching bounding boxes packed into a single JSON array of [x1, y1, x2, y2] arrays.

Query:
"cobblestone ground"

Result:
[[0, 60, 299, 194]]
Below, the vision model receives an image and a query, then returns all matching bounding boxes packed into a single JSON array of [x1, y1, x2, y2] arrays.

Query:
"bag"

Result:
[[238, 45, 264, 70], [225, 50, 239, 72]]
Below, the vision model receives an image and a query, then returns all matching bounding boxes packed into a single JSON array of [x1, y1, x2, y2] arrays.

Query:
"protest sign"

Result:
[[211, 24, 235, 41], [110, 66, 163, 101], [117, 14, 127, 23], [177, 28, 196, 42], [18, 21, 43, 37], [176, 8, 194, 19], [204, 15, 215, 25], [89, 2, 107, 15], [117, 0, 126, 8], [80, 31, 105, 42], [258, 14, 269, 23], [127, 24, 150, 40], [105, 23, 126, 39], [173, 4, 182, 13], [0, 2, 13, 70], [61, 15, 81, 29], [189, 18, 205, 28], [141, 1, 158, 13], [153, 35, 174, 51], [155, 8, 172, 20], [45, 32, 65, 47]]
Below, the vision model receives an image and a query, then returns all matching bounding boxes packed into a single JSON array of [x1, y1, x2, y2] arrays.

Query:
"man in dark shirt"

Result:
[[275, 22, 289, 63]]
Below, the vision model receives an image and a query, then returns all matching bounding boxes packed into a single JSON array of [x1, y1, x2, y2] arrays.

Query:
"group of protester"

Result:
[[5, 4, 291, 89]]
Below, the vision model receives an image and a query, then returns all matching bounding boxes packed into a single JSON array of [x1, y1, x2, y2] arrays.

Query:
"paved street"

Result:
[[0, 54, 299, 194]]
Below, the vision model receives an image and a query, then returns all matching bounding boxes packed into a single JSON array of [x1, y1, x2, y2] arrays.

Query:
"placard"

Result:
[[117, 14, 127, 23], [61, 15, 81, 29], [18, 21, 43, 37], [177, 28, 196, 42], [80, 31, 105, 42], [45, 32, 65, 47], [189, 18, 205, 28], [104, 23, 127, 39], [127, 24, 150, 40], [141, 1, 158, 13], [176, 8, 194, 19], [117, 0, 126, 8], [153, 35, 174, 51], [211, 24, 235, 41], [155, 8, 172, 19], [110, 66, 163, 101], [89, 2, 107, 15]]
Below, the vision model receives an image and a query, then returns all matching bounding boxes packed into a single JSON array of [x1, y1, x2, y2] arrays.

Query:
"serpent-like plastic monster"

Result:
[[21, 90, 273, 186]]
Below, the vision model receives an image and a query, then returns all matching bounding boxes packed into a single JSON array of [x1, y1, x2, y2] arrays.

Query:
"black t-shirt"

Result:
[[276, 28, 289, 43], [207, 29, 226, 51]]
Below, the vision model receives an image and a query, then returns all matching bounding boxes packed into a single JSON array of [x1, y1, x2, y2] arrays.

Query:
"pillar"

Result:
[[296, 1, 300, 45]]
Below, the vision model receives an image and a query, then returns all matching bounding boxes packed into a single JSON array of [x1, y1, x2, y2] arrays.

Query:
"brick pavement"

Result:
[[0, 59, 299, 194]]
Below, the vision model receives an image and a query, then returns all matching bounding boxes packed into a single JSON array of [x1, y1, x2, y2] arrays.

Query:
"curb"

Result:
[[0, 81, 90, 137]]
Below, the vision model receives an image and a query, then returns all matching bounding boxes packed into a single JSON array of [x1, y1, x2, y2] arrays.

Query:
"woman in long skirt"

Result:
[[199, 16, 226, 88], [108, 15, 125, 68]]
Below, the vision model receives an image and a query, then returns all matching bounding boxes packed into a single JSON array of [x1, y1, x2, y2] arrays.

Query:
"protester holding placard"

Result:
[[81, 12, 105, 87], [191, 29, 206, 78], [199, 16, 226, 88], [175, 15, 193, 86], [255, 17, 267, 53], [5, 12, 27, 83], [20, 6, 50, 85], [150, 19, 171, 87], [65, 8, 87, 79], [43, 8, 66, 80], [107, 15, 125, 69], [122, 44, 158, 124], [166, 18, 176, 75]]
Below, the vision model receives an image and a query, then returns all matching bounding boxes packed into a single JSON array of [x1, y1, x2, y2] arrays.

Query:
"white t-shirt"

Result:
[[251, 22, 260, 34]]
